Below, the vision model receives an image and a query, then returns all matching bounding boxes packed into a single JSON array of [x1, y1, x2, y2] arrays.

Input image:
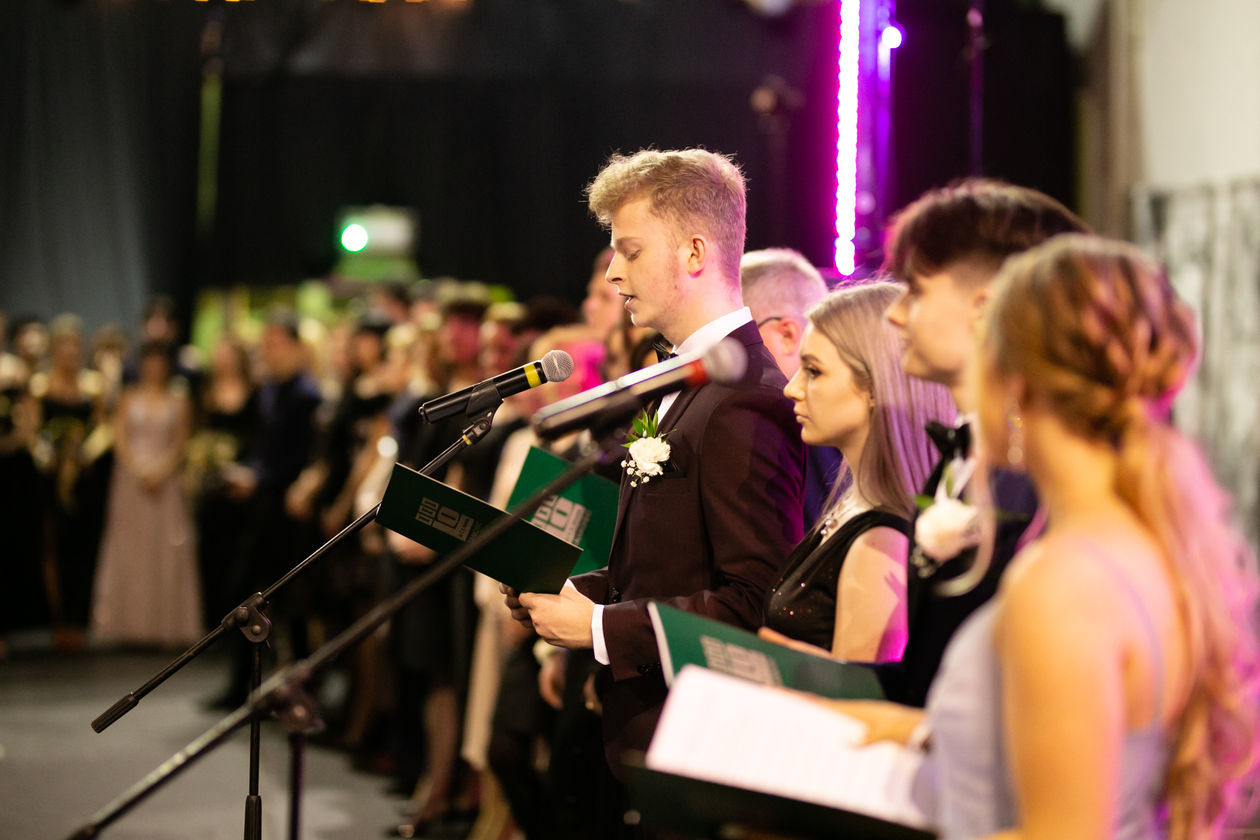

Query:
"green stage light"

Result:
[[340, 223, 370, 253], [333, 205, 420, 282]]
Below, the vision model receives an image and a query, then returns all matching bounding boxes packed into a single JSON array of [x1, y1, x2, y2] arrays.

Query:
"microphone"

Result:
[[531, 337, 748, 440], [420, 349, 575, 423]]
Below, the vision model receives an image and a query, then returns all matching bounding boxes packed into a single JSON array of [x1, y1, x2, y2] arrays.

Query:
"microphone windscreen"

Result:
[[541, 349, 575, 383], [702, 337, 748, 384]]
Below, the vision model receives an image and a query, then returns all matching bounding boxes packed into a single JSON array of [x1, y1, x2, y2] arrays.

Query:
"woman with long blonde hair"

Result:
[[762, 282, 955, 661], [838, 235, 1259, 838]]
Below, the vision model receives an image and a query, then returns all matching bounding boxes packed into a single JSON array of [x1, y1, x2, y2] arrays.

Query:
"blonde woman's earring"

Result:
[[1006, 406, 1025, 468]]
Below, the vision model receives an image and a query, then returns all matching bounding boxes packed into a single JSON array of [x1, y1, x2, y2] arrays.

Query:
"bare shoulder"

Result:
[[80, 369, 105, 398], [849, 524, 910, 559], [1002, 533, 1111, 596], [996, 532, 1136, 647]]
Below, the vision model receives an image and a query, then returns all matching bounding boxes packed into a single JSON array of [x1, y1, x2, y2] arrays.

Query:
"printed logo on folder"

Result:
[[376, 463, 582, 594], [529, 496, 591, 546], [414, 496, 482, 543], [647, 602, 885, 700], [506, 447, 618, 575]]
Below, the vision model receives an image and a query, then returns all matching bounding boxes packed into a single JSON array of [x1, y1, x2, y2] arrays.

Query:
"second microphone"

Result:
[[419, 349, 575, 423], [531, 338, 748, 440]]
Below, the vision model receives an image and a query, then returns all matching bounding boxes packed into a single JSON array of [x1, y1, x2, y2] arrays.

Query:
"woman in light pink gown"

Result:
[[91, 341, 202, 647]]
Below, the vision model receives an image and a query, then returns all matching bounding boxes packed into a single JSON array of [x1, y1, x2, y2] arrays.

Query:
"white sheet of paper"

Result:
[[646, 665, 937, 830]]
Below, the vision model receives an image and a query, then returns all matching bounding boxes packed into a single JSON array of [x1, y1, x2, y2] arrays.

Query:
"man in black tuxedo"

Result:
[[875, 179, 1090, 707], [740, 247, 841, 531], [507, 150, 805, 785]]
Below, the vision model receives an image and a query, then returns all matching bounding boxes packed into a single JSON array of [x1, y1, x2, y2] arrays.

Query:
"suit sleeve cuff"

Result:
[[591, 603, 610, 665], [908, 720, 933, 752]]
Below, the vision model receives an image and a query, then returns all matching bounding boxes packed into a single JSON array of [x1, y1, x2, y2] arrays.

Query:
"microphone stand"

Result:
[[64, 429, 620, 840], [90, 391, 505, 840]]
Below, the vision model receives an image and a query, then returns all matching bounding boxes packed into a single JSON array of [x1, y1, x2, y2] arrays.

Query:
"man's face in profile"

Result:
[[605, 195, 688, 342]]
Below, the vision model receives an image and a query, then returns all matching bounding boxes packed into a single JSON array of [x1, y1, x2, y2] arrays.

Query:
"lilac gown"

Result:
[[925, 554, 1169, 839], [91, 392, 203, 646]]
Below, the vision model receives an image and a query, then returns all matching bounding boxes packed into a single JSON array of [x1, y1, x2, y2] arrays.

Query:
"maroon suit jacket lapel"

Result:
[[656, 380, 701, 436], [608, 319, 762, 551], [612, 461, 633, 550]]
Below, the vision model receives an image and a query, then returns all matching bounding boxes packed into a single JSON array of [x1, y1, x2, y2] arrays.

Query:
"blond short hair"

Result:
[[740, 248, 829, 322], [586, 149, 747, 282]]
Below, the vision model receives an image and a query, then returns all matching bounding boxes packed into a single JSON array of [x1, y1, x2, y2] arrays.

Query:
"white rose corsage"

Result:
[[621, 410, 672, 487], [913, 496, 982, 569], [910, 456, 981, 578], [910, 461, 1029, 578]]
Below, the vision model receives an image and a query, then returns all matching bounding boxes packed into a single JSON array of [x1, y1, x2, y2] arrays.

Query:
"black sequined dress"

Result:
[[764, 509, 911, 652]]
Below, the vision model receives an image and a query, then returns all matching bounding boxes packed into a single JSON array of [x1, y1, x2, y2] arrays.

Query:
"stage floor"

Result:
[[0, 638, 406, 840], [5, 635, 1259, 840]]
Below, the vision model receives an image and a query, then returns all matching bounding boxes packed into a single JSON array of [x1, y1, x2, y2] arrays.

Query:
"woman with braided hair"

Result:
[[828, 234, 1259, 839]]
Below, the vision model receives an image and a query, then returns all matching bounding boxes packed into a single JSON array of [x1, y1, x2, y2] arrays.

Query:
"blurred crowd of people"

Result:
[[0, 250, 681, 838]]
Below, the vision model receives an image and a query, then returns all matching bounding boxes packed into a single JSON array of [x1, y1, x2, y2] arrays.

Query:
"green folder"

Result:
[[647, 602, 885, 699], [504, 446, 618, 576], [376, 462, 581, 594]]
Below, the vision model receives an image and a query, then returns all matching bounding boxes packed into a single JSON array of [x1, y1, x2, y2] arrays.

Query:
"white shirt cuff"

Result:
[[591, 603, 610, 665], [908, 720, 933, 752]]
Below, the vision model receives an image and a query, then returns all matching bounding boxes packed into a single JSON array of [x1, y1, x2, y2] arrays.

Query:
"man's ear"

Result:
[[684, 234, 708, 274], [778, 317, 803, 353], [968, 285, 991, 332]]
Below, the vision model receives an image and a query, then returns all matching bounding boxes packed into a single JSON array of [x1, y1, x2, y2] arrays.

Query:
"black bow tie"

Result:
[[652, 341, 677, 364], [926, 420, 971, 461]]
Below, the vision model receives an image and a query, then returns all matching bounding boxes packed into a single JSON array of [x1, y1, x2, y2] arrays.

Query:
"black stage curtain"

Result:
[[0, 0, 203, 332], [890, 0, 1075, 217], [208, 0, 839, 300], [2, 0, 837, 321], [1, 1, 1074, 325]]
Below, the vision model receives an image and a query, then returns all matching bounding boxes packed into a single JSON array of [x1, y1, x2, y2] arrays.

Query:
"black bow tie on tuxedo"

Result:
[[652, 341, 677, 363], [926, 420, 972, 461]]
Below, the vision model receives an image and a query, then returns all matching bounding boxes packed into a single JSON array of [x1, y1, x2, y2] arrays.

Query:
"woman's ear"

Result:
[[1008, 374, 1031, 412]]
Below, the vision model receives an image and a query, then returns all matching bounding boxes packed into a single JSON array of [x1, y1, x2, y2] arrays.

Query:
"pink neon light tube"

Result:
[[834, 0, 860, 275]]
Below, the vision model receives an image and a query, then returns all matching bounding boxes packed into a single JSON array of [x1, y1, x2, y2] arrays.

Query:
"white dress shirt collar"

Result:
[[656, 307, 753, 422], [670, 307, 753, 358]]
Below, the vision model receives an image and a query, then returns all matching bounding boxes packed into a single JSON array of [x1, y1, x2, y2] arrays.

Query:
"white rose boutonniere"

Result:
[[621, 410, 671, 487], [914, 497, 982, 563], [910, 472, 1030, 578]]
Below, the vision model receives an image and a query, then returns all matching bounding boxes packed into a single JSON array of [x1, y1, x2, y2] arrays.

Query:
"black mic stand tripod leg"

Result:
[[246, 643, 262, 840], [231, 503, 383, 840], [233, 596, 270, 840]]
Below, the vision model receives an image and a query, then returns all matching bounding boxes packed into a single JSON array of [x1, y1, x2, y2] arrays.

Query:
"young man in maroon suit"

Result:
[[505, 149, 805, 793]]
